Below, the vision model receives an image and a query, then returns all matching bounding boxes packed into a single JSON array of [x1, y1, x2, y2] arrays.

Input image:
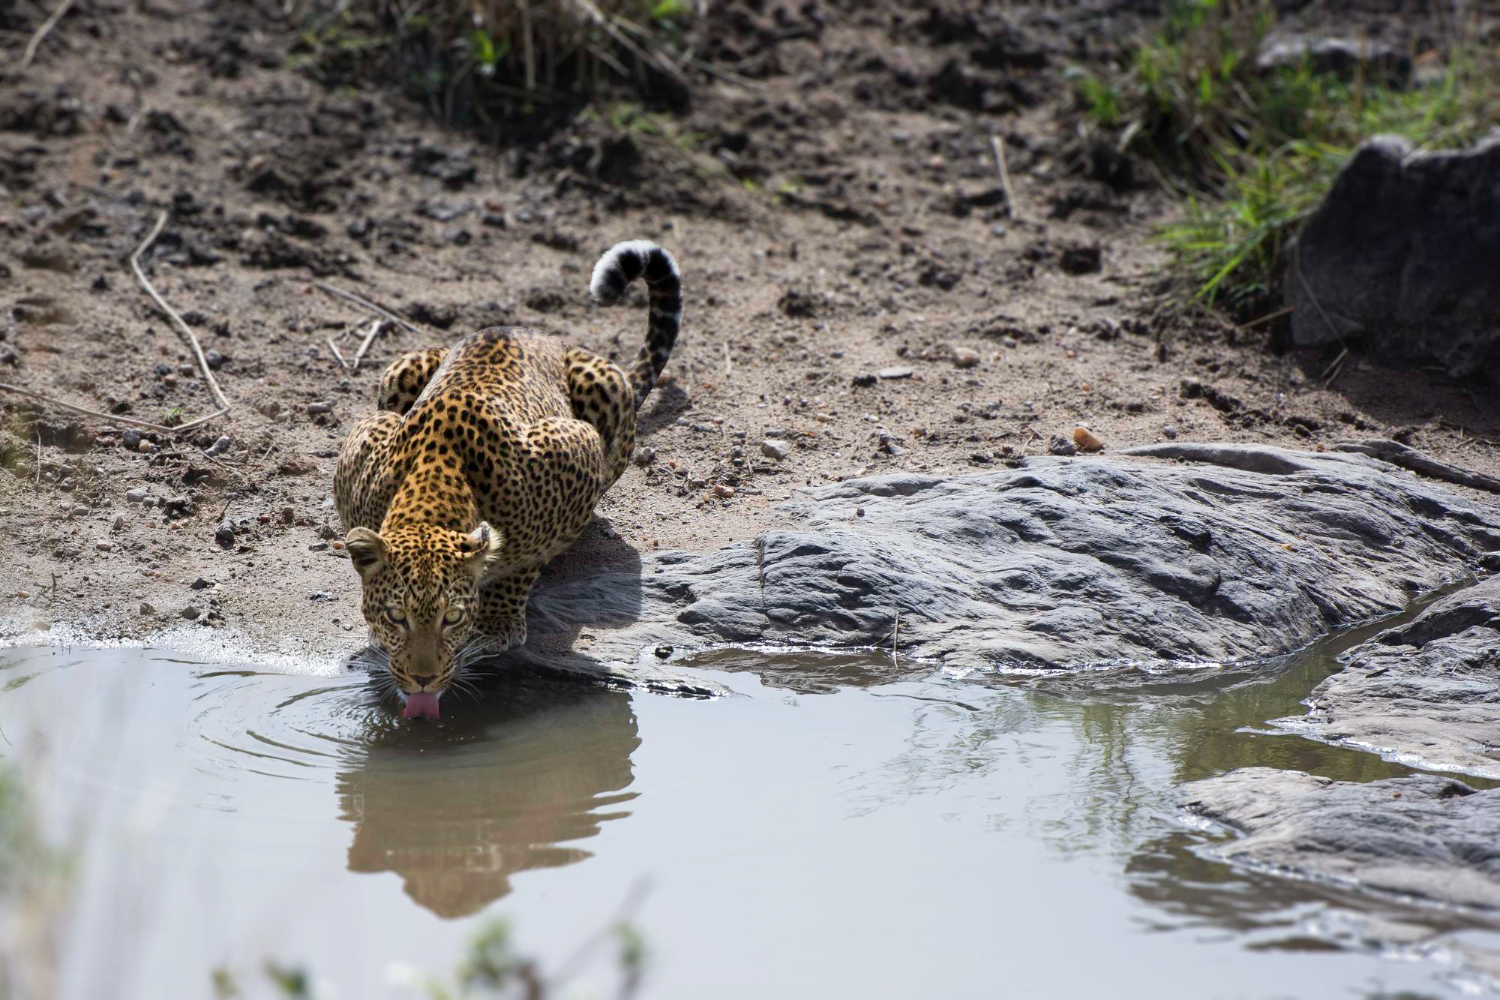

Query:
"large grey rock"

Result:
[[518, 443, 1500, 686], [1180, 767, 1500, 910], [1274, 575, 1500, 780], [1287, 134, 1500, 383]]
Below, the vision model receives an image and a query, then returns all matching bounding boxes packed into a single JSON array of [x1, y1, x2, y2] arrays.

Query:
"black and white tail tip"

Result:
[[589, 240, 684, 410]]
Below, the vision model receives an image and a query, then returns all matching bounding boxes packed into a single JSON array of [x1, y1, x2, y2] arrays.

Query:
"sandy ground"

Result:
[[1, 0, 1496, 665]]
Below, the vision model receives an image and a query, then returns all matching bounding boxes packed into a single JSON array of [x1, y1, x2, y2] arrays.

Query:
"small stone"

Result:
[[950, 347, 980, 369], [761, 439, 792, 461], [1073, 426, 1105, 453], [58, 478, 74, 491], [204, 435, 232, 458], [633, 446, 657, 467], [852, 373, 878, 388], [1002, 336, 1018, 349], [126, 487, 149, 503], [970, 452, 993, 465], [95, 541, 112, 552], [714, 484, 736, 499], [307, 401, 334, 415], [112, 516, 124, 530], [991, 225, 1008, 238], [308, 542, 329, 551], [280, 506, 295, 524], [180, 606, 201, 621], [122, 430, 142, 450], [71, 504, 90, 516], [1059, 245, 1102, 275], [205, 349, 227, 369], [162, 374, 179, 387], [309, 591, 335, 602], [137, 439, 155, 454], [1048, 435, 1078, 457], [689, 476, 708, 488], [214, 522, 235, 548], [190, 577, 212, 590], [878, 367, 914, 380], [139, 602, 155, 615], [654, 644, 674, 659], [1162, 425, 1179, 440]]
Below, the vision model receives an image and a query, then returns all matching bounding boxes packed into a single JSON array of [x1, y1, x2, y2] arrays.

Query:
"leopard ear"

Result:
[[460, 522, 504, 579], [345, 527, 387, 580]]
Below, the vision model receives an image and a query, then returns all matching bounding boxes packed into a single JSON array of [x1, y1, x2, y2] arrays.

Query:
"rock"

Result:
[[122, 430, 142, 450], [181, 606, 201, 621], [190, 577, 212, 590], [307, 401, 334, 415], [950, 346, 980, 369], [1047, 434, 1076, 456], [1180, 768, 1500, 910], [1073, 426, 1104, 453], [1161, 425, 1178, 440], [519, 444, 1500, 686], [1287, 135, 1500, 382], [71, 505, 89, 516], [714, 484, 736, 499], [761, 439, 791, 461], [1058, 244, 1101, 275], [1272, 575, 1500, 779], [852, 373, 878, 388], [633, 446, 657, 467], [214, 522, 235, 549], [204, 435, 231, 458], [139, 602, 155, 615], [277, 456, 318, 476], [95, 541, 112, 552], [877, 367, 914, 380], [204, 349, 227, 369], [126, 487, 148, 503], [280, 506, 295, 524], [137, 439, 154, 454], [1257, 35, 1410, 83]]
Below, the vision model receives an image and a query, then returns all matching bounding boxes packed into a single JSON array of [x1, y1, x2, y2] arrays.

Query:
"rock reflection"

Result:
[[336, 675, 640, 918]]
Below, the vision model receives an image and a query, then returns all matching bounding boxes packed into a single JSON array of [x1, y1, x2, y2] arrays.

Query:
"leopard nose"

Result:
[[412, 673, 436, 687]]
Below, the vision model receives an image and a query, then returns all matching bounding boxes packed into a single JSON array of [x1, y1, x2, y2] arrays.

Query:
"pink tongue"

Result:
[[402, 692, 441, 720]]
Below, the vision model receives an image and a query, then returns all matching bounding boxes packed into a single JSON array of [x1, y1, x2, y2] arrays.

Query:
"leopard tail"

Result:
[[589, 240, 683, 410]]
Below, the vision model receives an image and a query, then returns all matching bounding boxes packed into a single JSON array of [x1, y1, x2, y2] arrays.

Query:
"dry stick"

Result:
[[326, 337, 349, 369], [892, 608, 900, 662], [350, 319, 387, 372], [20, 0, 77, 68], [0, 212, 231, 434], [309, 280, 420, 335], [989, 133, 1018, 221], [723, 342, 732, 378]]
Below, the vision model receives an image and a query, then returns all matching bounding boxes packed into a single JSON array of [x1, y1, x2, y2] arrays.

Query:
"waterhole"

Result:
[[0, 611, 1495, 998]]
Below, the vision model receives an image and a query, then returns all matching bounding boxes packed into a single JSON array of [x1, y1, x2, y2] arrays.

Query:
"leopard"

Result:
[[334, 240, 682, 720]]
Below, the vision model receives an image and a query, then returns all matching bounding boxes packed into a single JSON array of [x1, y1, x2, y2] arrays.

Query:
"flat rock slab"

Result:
[[524, 443, 1500, 684], [1180, 767, 1500, 911], [1274, 575, 1500, 780], [1287, 134, 1500, 383]]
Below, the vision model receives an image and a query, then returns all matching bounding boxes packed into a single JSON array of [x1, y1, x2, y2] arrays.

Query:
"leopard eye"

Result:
[[442, 606, 466, 626], [384, 606, 408, 626]]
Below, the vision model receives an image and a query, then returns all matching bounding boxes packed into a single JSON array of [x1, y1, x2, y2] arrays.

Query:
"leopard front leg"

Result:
[[378, 348, 448, 414], [472, 566, 542, 653]]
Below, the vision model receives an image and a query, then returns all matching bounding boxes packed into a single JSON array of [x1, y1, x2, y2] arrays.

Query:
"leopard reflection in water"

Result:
[[335, 676, 640, 917]]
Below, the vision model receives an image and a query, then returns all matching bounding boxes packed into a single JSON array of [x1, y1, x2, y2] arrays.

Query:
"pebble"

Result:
[[309, 591, 335, 602], [1073, 426, 1105, 453], [214, 522, 235, 548], [1162, 425, 1179, 439], [852, 373, 878, 388], [95, 541, 112, 552], [71, 504, 89, 516], [878, 367, 914, 380], [204, 435, 232, 458], [137, 439, 155, 454], [1002, 336, 1018, 349], [1048, 435, 1078, 457], [123, 430, 142, 450], [190, 577, 213, 590], [309, 542, 329, 551], [761, 439, 791, 461], [180, 606, 200, 621], [205, 349, 227, 369], [280, 506, 295, 524], [307, 401, 334, 415], [58, 478, 74, 491], [139, 602, 155, 615], [112, 516, 124, 530], [951, 347, 980, 369], [714, 484, 736, 499], [126, 487, 149, 503], [162, 374, 178, 387]]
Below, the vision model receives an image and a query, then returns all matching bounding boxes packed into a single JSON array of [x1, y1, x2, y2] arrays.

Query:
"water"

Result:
[[0, 618, 1496, 999]]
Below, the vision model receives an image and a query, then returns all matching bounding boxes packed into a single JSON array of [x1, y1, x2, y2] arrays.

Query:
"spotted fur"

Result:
[[335, 241, 683, 709]]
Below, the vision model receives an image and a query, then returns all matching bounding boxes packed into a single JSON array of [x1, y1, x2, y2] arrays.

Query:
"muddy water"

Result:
[[0, 622, 1496, 998]]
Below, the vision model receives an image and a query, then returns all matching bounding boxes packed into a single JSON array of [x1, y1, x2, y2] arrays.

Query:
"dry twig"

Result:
[[326, 338, 349, 369], [351, 319, 387, 371], [0, 211, 231, 434], [20, 0, 77, 68], [309, 280, 421, 335], [989, 134, 1018, 221]]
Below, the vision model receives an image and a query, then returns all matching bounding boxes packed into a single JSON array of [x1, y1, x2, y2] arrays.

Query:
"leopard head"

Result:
[[344, 521, 503, 719]]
